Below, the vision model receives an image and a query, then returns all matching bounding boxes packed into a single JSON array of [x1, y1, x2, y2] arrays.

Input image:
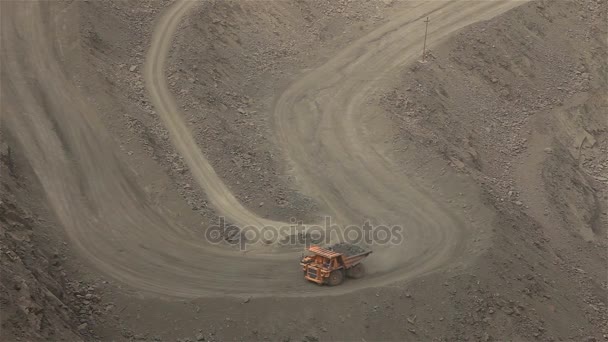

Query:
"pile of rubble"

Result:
[[327, 243, 367, 256]]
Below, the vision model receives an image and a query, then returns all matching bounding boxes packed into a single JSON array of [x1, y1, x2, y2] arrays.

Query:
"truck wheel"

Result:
[[347, 263, 366, 279], [327, 270, 344, 286]]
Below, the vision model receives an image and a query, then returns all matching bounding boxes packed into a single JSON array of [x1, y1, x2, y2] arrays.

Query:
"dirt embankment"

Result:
[[0, 137, 106, 341], [379, 0, 607, 339]]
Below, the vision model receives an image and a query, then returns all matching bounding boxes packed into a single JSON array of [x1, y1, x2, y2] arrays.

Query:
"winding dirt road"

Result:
[[1, 0, 525, 297]]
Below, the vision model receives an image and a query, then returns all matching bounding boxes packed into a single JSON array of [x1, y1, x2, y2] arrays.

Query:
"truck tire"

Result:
[[347, 263, 366, 279], [327, 270, 344, 286]]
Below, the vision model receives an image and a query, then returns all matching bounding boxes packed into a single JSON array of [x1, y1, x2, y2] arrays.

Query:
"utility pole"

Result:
[[422, 17, 430, 61]]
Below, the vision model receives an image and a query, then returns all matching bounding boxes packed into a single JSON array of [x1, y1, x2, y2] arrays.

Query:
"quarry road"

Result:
[[1, 0, 525, 298], [144, 0, 300, 237]]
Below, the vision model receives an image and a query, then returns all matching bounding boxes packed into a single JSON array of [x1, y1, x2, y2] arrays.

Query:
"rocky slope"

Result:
[[378, 0, 607, 339], [0, 135, 105, 341]]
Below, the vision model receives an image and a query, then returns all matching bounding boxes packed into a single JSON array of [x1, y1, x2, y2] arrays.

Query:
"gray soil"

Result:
[[1, 0, 606, 341]]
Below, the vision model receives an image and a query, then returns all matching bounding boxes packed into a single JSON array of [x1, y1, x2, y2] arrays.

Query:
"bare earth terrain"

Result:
[[1, 0, 606, 341]]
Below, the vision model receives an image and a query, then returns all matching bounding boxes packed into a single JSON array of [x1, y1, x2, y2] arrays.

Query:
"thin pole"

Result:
[[422, 17, 430, 61]]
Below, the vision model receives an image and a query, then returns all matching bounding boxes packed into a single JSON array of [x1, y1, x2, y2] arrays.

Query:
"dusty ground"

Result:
[[1, 0, 606, 341]]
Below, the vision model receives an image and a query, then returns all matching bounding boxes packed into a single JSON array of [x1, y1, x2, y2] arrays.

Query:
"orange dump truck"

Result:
[[300, 245, 372, 286]]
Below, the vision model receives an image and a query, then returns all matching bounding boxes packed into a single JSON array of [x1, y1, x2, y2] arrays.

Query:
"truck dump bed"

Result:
[[343, 250, 373, 268], [307, 244, 372, 268], [326, 242, 366, 256]]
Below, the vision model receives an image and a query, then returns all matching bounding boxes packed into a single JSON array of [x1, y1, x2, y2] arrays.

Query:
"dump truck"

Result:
[[300, 244, 372, 286]]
